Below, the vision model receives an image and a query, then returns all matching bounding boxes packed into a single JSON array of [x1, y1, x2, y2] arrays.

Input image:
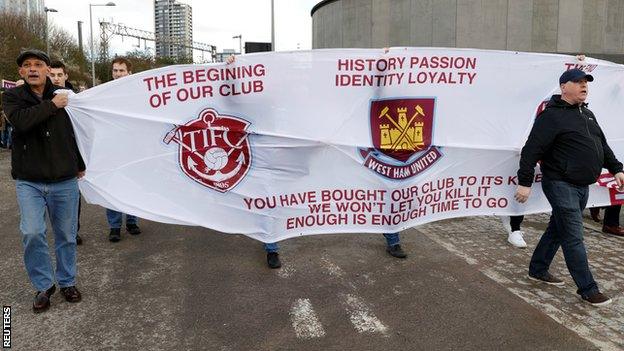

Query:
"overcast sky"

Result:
[[45, 0, 319, 60]]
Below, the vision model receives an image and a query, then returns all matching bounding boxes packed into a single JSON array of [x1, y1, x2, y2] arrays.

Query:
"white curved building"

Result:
[[311, 0, 624, 63]]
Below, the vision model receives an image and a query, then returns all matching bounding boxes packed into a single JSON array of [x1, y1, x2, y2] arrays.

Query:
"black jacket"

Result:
[[2, 78, 85, 182], [518, 95, 623, 187], [64, 81, 76, 93]]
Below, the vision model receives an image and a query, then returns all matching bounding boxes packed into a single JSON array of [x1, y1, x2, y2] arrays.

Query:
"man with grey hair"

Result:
[[3, 49, 85, 312]]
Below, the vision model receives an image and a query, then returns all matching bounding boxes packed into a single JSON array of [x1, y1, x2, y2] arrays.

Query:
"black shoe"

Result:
[[60, 286, 82, 303], [33, 285, 56, 313], [528, 272, 564, 286], [386, 244, 407, 259], [76, 234, 83, 245], [109, 228, 121, 242], [589, 208, 601, 222], [126, 224, 141, 235], [267, 252, 282, 269], [582, 291, 612, 306]]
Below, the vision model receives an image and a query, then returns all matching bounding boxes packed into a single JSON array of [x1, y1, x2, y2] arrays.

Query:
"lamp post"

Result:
[[44, 7, 58, 54], [233, 34, 242, 55], [271, 0, 275, 51], [77, 21, 84, 53], [89, 2, 116, 86]]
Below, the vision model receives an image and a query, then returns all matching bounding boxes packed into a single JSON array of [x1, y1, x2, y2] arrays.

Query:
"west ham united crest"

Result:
[[360, 98, 442, 179], [164, 108, 251, 192]]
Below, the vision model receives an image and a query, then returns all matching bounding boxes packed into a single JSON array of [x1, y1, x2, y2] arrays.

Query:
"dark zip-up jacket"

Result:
[[2, 78, 85, 182], [64, 81, 76, 92], [518, 94, 622, 187]]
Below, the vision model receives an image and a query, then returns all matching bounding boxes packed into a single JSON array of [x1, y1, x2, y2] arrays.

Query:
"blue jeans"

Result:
[[263, 233, 401, 253], [264, 242, 279, 253], [383, 232, 400, 246], [529, 179, 598, 297], [1, 125, 12, 148], [16, 178, 79, 291], [106, 209, 138, 229]]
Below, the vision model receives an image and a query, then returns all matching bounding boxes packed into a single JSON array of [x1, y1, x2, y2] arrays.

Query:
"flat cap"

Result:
[[16, 49, 50, 66]]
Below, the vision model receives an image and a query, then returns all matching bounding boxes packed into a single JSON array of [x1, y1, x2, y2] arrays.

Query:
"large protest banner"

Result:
[[65, 48, 624, 242]]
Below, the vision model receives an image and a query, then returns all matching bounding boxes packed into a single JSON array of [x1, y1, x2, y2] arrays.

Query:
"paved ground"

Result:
[[421, 214, 624, 351], [0, 148, 622, 350]]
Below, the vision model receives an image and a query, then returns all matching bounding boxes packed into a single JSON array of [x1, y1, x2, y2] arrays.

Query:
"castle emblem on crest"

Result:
[[379, 106, 426, 154], [360, 98, 442, 179], [164, 108, 252, 192]]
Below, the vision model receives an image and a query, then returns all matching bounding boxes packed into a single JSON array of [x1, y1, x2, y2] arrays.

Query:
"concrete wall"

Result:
[[311, 0, 624, 62]]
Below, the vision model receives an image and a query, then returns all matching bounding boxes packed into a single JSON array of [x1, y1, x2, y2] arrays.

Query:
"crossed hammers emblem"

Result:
[[378, 105, 426, 151]]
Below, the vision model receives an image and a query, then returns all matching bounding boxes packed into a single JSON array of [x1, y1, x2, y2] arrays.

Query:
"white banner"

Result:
[[66, 48, 624, 242]]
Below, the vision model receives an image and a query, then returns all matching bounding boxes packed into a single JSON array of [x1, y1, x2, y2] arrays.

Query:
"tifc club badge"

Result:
[[164, 108, 252, 192]]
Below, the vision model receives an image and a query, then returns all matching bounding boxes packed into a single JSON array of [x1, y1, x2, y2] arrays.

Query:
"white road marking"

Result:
[[320, 254, 345, 277], [290, 298, 326, 339], [315, 254, 389, 337], [277, 265, 296, 279], [423, 231, 479, 265], [340, 294, 389, 335]]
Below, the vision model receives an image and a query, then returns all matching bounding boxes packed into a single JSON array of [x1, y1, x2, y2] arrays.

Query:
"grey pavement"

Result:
[[0, 148, 622, 350]]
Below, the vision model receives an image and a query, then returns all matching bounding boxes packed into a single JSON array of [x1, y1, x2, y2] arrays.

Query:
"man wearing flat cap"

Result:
[[515, 67, 624, 307], [2, 49, 85, 313]]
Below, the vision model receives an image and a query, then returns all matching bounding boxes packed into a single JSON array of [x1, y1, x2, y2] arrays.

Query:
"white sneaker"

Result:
[[499, 216, 512, 236], [508, 230, 527, 248]]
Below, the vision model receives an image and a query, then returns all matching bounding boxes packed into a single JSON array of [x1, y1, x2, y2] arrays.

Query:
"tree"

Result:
[[0, 11, 46, 81], [1, 10, 199, 88], [0, 10, 90, 88]]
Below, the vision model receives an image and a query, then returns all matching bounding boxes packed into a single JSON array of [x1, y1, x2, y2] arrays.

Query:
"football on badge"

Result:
[[204, 147, 228, 171], [166, 108, 252, 193]]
